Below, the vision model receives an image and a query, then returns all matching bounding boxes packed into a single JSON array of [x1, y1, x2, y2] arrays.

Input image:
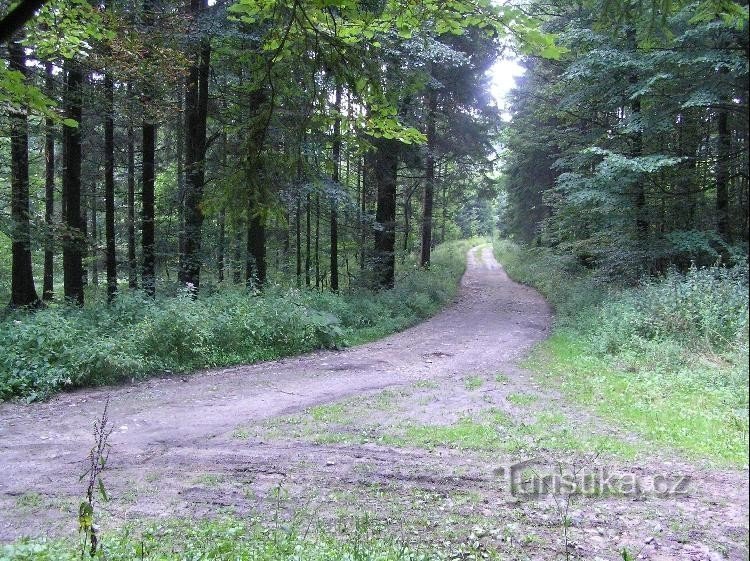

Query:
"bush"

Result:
[[596, 262, 749, 353], [0, 239, 480, 402]]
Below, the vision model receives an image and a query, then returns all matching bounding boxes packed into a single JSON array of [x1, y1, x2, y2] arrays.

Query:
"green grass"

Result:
[[528, 332, 748, 464], [232, 426, 250, 439], [276, 392, 637, 458], [412, 379, 439, 390], [506, 393, 538, 406], [380, 411, 637, 458], [463, 376, 483, 391], [15, 492, 44, 512], [0, 516, 472, 561], [0, 239, 483, 402], [192, 474, 225, 487], [308, 403, 349, 423], [494, 238, 749, 466]]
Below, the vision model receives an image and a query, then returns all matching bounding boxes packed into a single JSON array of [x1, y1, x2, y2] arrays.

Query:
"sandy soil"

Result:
[[0, 245, 747, 560]]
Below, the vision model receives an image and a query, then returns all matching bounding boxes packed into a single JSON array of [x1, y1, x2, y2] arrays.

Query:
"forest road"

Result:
[[0, 244, 552, 539]]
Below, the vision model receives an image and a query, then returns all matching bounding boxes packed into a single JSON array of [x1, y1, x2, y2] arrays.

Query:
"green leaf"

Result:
[[97, 477, 108, 502]]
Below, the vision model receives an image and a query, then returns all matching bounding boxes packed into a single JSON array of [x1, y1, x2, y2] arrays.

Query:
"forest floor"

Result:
[[0, 246, 747, 560]]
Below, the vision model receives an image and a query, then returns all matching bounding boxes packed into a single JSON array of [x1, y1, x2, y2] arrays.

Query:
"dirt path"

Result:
[[0, 245, 747, 560]]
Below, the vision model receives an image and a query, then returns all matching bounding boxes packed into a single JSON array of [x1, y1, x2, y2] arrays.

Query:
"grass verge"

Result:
[[0, 239, 482, 402], [493, 238, 749, 466], [0, 515, 476, 560]]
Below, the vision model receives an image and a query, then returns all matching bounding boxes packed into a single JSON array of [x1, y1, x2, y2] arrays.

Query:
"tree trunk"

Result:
[[360, 153, 368, 270], [176, 82, 185, 267], [403, 185, 410, 254], [90, 182, 98, 286], [330, 83, 342, 292], [716, 109, 731, 243], [8, 37, 40, 308], [43, 61, 55, 301], [315, 194, 320, 289], [373, 137, 399, 289], [296, 197, 302, 287], [628, 26, 648, 243], [217, 208, 226, 283], [631, 96, 647, 241], [233, 225, 243, 284], [126, 113, 138, 289], [305, 193, 311, 287], [142, 121, 156, 296], [440, 164, 447, 245], [104, 74, 117, 301], [420, 90, 437, 268], [246, 195, 266, 288], [141, 0, 156, 297], [179, 4, 211, 291], [62, 60, 85, 305]]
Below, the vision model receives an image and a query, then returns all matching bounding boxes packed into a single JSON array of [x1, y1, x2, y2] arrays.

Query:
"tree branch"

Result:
[[0, 0, 47, 44]]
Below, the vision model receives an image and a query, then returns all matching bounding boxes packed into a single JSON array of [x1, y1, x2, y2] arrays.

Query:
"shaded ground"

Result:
[[0, 246, 747, 560]]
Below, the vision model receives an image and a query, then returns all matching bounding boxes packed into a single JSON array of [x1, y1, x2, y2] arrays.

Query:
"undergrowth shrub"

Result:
[[0, 239, 480, 402], [596, 261, 749, 353]]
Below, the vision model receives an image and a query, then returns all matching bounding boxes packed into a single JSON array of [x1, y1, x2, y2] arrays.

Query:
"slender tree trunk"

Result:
[[180, 3, 211, 290], [62, 60, 85, 305], [43, 61, 55, 301], [631, 96, 647, 240], [217, 130, 228, 284], [330, 83, 342, 292], [126, 115, 137, 289], [676, 111, 700, 233], [373, 137, 399, 289], [104, 74, 117, 301], [282, 205, 290, 264], [441, 169, 447, 245], [8, 37, 40, 308], [233, 225, 243, 284], [403, 187, 410, 254], [91, 182, 98, 286], [716, 109, 731, 243], [296, 197, 302, 287], [420, 90, 437, 268], [628, 26, 648, 243], [315, 194, 320, 289], [305, 193, 311, 287], [176, 82, 185, 266], [217, 208, 226, 283], [142, 122, 156, 296], [141, 0, 156, 297], [360, 153, 368, 270], [243, 88, 269, 289], [246, 195, 266, 287]]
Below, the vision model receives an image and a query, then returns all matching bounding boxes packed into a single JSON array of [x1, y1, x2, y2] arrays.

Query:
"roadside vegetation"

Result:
[[0, 240, 478, 402], [494, 238, 749, 466], [0, 516, 456, 561]]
